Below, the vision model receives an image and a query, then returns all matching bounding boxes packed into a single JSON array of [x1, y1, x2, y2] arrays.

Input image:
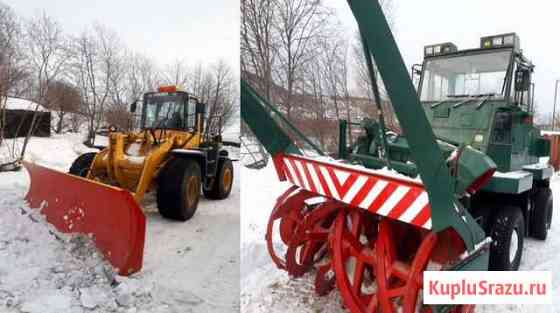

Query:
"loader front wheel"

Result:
[[68, 152, 97, 177], [157, 158, 201, 221], [203, 159, 233, 200], [531, 187, 553, 240], [489, 206, 524, 271]]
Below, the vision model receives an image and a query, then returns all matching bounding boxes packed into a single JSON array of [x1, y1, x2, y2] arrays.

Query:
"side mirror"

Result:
[[196, 101, 206, 115], [130, 100, 137, 113], [515, 69, 531, 92]]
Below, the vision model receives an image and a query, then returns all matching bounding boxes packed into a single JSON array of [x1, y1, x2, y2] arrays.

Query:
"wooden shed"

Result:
[[2, 97, 51, 138]]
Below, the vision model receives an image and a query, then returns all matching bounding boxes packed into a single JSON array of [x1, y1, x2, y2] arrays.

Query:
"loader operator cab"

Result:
[[134, 85, 206, 134], [416, 33, 545, 171]]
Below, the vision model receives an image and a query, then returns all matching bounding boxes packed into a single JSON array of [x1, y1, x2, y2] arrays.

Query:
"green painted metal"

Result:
[[423, 99, 548, 173], [241, 80, 302, 157], [349, 153, 418, 177], [358, 32, 391, 169], [419, 43, 547, 177], [453, 146, 497, 195], [241, 80, 329, 157], [482, 171, 533, 194], [431, 248, 490, 313], [347, 0, 485, 250], [522, 164, 553, 181], [338, 120, 348, 159]]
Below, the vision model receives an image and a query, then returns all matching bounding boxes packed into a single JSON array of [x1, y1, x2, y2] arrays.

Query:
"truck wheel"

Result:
[[531, 187, 553, 240], [489, 206, 524, 271], [157, 158, 201, 221], [203, 159, 233, 200], [68, 152, 97, 177]]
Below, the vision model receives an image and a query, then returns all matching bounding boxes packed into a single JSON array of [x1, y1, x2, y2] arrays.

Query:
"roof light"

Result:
[[424, 42, 458, 57], [425, 46, 434, 56], [158, 85, 184, 93], [492, 37, 503, 46], [480, 33, 519, 49], [158, 85, 177, 93], [504, 34, 515, 46]]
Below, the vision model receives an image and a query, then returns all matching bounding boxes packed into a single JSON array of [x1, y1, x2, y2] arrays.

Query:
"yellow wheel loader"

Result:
[[23, 85, 234, 275]]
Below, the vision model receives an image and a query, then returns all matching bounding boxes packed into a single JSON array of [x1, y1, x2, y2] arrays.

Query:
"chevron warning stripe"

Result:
[[275, 154, 433, 230]]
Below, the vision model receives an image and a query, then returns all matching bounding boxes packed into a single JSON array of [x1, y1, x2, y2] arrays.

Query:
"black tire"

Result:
[[489, 206, 524, 271], [203, 159, 234, 200], [68, 152, 97, 177], [531, 187, 553, 240], [157, 158, 201, 221]]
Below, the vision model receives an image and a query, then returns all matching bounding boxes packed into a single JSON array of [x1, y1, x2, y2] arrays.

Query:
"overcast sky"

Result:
[[6, 0, 560, 117], [326, 0, 560, 117], [3, 0, 239, 71]]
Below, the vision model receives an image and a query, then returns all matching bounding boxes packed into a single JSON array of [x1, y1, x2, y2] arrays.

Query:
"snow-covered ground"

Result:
[[240, 162, 560, 313], [0, 134, 240, 313]]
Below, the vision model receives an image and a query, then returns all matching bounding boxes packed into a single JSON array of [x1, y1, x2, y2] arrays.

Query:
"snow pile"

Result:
[[0, 134, 95, 168], [240, 162, 559, 313], [0, 192, 143, 313]]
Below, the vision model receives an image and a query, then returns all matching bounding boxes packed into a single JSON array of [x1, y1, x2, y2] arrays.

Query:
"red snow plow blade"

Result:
[[23, 161, 146, 276]]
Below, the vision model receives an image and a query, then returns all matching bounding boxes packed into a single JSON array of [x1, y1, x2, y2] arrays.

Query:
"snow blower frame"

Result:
[[241, 0, 553, 312]]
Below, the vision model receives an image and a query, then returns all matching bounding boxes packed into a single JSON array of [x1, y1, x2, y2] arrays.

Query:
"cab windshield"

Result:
[[420, 50, 512, 101], [143, 93, 197, 130]]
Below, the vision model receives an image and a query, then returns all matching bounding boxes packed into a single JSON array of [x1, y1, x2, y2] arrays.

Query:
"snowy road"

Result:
[[240, 163, 559, 313], [0, 135, 240, 313]]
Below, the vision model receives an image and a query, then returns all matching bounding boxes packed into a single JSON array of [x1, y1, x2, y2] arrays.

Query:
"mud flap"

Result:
[[23, 161, 146, 276]]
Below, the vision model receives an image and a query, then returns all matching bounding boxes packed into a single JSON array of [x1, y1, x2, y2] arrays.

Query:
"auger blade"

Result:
[[23, 161, 146, 276]]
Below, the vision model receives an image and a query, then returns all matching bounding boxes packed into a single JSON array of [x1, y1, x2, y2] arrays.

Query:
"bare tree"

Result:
[[205, 60, 238, 136], [241, 0, 278, 101], [318, 36, 347, 120], [351, 0, 396, 106], [20, 11, 69, 157], [44, 80, 81, 133], [70, 24, 123, 145], [162, 59, 190, 87], [126, 52, 159, 102], [273, 0, 332, 119], [104, 104, 133, 131], [189, 63, 213, 103], [0, 3, 25, 145]]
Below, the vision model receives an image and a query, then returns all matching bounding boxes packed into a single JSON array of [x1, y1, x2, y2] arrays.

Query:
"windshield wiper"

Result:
[[453, 98, 475, 108], [444, 93, 496, 109], [447, 93, 497, 98], [471, 93, 497, 98], [447, 94, 470, 98]]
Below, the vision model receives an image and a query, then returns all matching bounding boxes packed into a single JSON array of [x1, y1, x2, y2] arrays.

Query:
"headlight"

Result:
[[504, 34, 515, 46], [481, 33, 518, 49], [424, 43, 457, 57]]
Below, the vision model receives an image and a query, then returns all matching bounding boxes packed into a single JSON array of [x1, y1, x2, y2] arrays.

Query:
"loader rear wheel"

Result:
[[68, 152, 97, 177], [157, 158, 201, 221], [531, 187, 553, 240], [204, 159, 234, 200], [489, 206, 524, 271]]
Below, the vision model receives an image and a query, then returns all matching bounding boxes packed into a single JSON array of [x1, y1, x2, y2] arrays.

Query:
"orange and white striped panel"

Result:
[[276, 154, 433, 230]]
